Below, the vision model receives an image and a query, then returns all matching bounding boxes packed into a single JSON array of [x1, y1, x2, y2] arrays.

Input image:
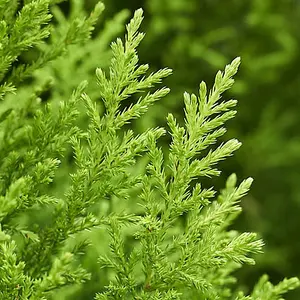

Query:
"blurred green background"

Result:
[[17, 0, 300, 298], [100, 0, 300, 298]]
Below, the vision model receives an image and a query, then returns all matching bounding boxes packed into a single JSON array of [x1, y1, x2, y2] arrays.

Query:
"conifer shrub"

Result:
[[104, 1, 300, 296], [0, 1, 299, 299]]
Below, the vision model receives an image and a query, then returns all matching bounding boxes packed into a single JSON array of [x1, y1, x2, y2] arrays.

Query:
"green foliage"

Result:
[[0, 1, 299, 299], [102, 1, 300, 298], [0, 0, 103, 99]]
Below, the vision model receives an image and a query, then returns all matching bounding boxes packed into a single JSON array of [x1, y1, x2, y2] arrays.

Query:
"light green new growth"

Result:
[[0, 2, 299, 300]]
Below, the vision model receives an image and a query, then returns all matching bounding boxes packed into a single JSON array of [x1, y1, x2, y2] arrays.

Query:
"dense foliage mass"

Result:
[[0, 1, 299, 299]]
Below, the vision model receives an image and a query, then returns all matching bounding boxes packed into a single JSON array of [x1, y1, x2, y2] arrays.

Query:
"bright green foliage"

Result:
[[98, 2, 300, 298], [236, 275, 300, 300], [0, 0, 103, 100], [0, 2, 299, 300], [125, 2, 300, 295]]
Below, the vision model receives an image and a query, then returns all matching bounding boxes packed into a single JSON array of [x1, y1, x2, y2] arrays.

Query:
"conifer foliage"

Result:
[[0, 1, 298, 299]]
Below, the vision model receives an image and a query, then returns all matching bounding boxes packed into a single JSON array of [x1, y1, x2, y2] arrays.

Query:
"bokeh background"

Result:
[[13, 0, 300, 298]]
